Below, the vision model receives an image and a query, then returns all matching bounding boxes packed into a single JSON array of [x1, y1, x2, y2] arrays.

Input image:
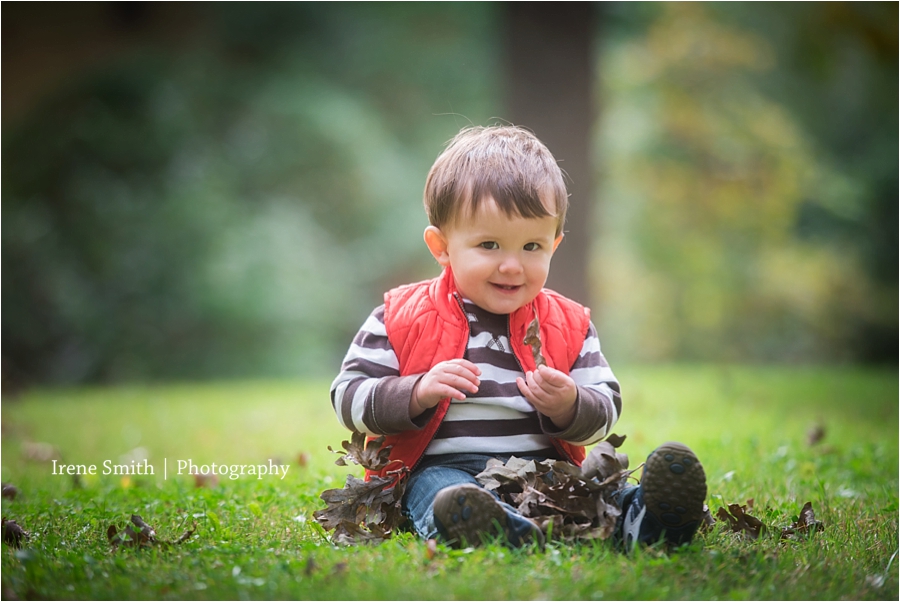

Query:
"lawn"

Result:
[[2, 365, 897, 600]]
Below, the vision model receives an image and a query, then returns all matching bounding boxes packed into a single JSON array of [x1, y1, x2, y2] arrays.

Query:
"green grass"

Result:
[[2, 365, 897, 600]]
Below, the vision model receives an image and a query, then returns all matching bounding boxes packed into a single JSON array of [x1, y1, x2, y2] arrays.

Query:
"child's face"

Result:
[[424, 197, 563, 315]]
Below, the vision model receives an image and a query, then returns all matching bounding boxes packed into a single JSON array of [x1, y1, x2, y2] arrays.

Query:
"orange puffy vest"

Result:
[[366, 267, 591, 480]]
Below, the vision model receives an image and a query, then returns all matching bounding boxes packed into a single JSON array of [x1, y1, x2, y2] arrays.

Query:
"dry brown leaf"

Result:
[[173, 523, 197, 545], [107, 524, 144, 549], [477, 457, 540, 493], [2, 518, 28, 548], [108, 515, 156, 549], [328, 432, 393, 472], [332, 521, 390, 546], [716, 502, 766, 540], [806, 424, 826, 446], [523, 316, 547, 366], [131, 514, 157, 541], [581, 435, 630, 482], [523, 317, 546, 367], [605, 433, 627, 448], [315, 475, 392, 528], [107, 515, 195, 550], [780, 501, 824, 540], [1, 483, 19, 500]]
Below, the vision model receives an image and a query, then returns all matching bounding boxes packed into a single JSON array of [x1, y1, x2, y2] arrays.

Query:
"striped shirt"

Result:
[[330, 300, 622, 458]]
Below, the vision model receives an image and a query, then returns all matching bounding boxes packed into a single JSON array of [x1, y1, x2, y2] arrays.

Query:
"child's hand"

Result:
[[410, 359, 481, 418], [516, 365, 577, 429]]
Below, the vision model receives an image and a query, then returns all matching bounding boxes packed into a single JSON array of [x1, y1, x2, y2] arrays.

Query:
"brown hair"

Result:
[[423, 125, 568, 236]]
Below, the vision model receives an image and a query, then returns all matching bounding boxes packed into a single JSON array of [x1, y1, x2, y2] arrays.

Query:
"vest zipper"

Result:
[[506, 314, 526, 374]]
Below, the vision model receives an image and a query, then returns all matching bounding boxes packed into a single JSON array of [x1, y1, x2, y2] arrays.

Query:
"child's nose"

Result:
[[498, 254, 524, 274]]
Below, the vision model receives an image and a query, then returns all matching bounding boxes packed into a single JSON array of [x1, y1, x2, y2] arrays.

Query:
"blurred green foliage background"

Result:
[[2, 2, 896, 386]]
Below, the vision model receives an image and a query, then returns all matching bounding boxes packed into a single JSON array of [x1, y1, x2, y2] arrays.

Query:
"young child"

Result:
[[330, 125, 707, 550]]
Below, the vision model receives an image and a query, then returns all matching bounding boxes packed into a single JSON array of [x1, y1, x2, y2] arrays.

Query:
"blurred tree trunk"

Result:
[[504, 2, 596, 306]]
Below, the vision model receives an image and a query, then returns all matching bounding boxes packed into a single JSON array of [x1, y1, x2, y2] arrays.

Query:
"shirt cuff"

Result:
[[371, 375, 431, 434], [538, 386, 608, 443]]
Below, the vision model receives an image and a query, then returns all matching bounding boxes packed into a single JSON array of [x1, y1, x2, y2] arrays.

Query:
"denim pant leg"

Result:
[[402, 464, 480, 539], [401, 454, 538, 541]]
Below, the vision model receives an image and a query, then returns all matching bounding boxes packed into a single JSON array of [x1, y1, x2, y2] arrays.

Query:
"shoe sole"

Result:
[[640, 442, 707, 530], [433, 484, 508, 547]]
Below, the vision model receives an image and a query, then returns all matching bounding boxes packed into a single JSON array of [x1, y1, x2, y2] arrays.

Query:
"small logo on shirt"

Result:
[[487, 335, 506, 352]]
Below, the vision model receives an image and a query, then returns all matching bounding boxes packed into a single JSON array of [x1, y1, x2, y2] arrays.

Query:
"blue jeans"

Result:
[[401, 453, 542, 540]]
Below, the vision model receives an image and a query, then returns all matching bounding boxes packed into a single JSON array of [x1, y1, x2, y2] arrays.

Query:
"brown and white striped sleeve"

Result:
[[539, 322, 622, 446], [329, 305, 426, 436]]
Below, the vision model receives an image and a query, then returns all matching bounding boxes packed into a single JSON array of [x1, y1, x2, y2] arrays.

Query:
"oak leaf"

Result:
[[1, 483, 18, 500], [2, 518, 28, 548], [107, 515, 156, 549], [716, 502, 766, 540], [328, 431, 392, 472], [523, 317, 546, 367], [107, 514, 195, 550], [581, 435, 630, 483], [780, 501, 824, 540]]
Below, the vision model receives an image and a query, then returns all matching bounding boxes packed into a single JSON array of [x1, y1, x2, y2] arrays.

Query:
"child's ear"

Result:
[[552, 233, 564, 253], [424, 226, 451, 267]]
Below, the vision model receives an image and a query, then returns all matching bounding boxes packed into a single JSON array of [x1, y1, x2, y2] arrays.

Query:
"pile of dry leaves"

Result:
[[473, 434, 633, 541], [314, 432, 636, 545], [312, 433, 408, 545]]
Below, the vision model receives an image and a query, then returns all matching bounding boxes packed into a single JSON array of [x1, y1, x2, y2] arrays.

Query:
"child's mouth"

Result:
[[492, 283, 522, 293]]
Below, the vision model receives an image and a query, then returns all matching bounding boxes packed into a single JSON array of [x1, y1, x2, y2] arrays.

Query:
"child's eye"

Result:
[[479, 242, 499, 250], [524, 242, 541, 251]]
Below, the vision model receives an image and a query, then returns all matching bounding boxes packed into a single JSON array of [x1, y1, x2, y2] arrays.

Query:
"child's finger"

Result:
[[520, 371, 550, 404], [448, 358, 482, 377], [440, 359, 481, 383], [516, 376, 537, 403], [431, 361, 480, 389], [536, 364, 567, 387], [528, 368, 560, 395], [440, 373, 479, 394], [436, 384, 468, 401]]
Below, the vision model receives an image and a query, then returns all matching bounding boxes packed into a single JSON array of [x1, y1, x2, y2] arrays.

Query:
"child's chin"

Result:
[[480, 296, 531, 315]]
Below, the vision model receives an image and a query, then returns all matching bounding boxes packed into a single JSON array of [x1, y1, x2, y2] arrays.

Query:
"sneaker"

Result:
[[432, 483, 544, 548], [617, 441, 707, 551]]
